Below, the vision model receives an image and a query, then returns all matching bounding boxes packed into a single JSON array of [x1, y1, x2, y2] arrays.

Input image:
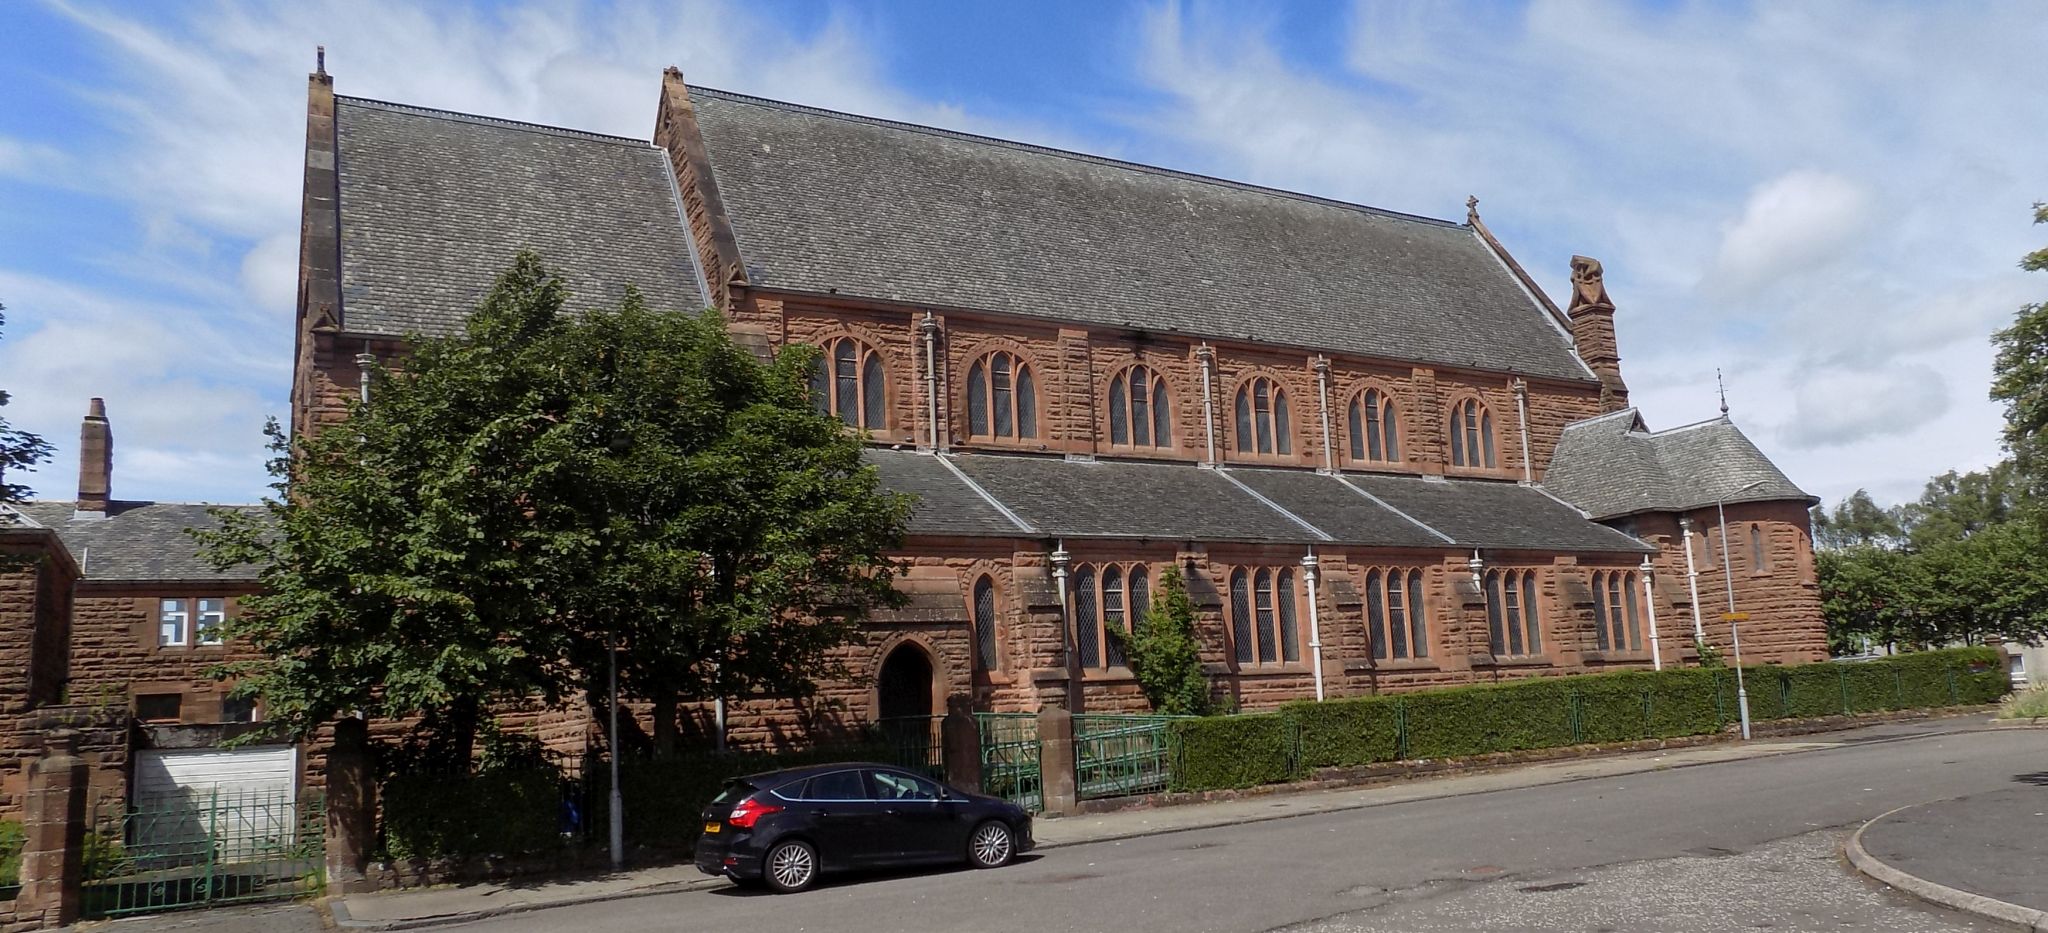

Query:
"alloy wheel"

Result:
[[970, 822, 1013, 868], [767, 841, 816, 892]]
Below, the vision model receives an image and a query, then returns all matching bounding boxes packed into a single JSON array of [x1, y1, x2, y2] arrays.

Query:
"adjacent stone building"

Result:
[[283, 63, 1827, 745]]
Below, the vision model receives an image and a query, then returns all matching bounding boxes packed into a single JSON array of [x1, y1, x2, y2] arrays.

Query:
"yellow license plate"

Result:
[[703, 822, 722, 833]]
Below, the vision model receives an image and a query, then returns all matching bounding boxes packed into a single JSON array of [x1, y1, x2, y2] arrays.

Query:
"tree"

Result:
[[1105, 564, 1211, 715], [0, 302, 53, 505], [1811, 489, 1906, 550], [1816, 545, 1916, 655], [197, 254, 911, 753], [1991, 202, 2048, 491]]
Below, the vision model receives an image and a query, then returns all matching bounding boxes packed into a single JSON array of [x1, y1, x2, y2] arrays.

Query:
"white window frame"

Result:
[[158, 599, 189, 647], [195, 598, 226, 646]]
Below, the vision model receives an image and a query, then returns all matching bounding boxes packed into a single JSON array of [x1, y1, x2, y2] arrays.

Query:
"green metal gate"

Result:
[[1075, 714, 1181, 799], [975, 713, 1041, 812], [82, 789, 325, 918]]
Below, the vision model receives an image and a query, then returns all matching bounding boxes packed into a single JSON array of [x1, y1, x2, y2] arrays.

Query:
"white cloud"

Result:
[[8, 0, 944, 503], [1707, 171, 1871, 297], [1129, 1, 2048, 510]]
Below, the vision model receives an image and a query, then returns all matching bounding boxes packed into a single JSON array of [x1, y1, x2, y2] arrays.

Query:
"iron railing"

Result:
[[975, 713, 1042, 812], [82, 789, 324, 919], [1074, 714, 1183, 799]]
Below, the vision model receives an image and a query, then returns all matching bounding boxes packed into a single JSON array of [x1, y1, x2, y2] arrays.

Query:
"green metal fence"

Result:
[[1075, 714, 1183, 799], [83, 789, 324, 919], [975, 713, 1042, 812]]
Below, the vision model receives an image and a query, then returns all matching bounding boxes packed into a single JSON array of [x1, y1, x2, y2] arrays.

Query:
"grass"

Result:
[[1997, 685, 2048, 720]]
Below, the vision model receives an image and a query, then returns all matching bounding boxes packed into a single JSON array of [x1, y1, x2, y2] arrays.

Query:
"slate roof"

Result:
[[1223, 468, 1448, 549], [687, 88, 1594, 382], [332, 97, 705, 337], [1344, 473, 1651, 553], [13, 502, 267, 582], [1541, 409, 1814, 521], [860, 450, 1646, 552], [862, 448, 1024, 537], [948, 454, 1317, 543]]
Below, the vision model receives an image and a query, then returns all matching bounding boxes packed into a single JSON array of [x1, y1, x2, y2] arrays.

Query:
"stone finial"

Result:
[[1466, 195, 1480, 223], [1568, 255, 1615, 313], [316, 45, 326, 76]]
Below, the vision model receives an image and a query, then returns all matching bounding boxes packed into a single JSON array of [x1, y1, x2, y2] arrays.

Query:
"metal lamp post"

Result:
[[1717, 479, 1769, 740]]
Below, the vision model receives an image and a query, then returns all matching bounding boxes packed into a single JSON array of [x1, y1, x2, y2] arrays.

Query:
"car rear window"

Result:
[[711, 780, 757, 806], [803, 770, 868, 800]]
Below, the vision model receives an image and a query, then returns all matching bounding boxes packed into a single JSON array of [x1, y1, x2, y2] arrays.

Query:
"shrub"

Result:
[[1998, 685, 2048, 720], [1284, 695, 1400, 769], [382, 766, 566, 861], [1107, 565, 1212, 716], [1167, 714, 1298, 791], [0, 819, 21, 887]]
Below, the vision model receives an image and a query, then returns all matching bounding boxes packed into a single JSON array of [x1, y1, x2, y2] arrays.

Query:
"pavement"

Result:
[[1847, 771, 2048, 932], [311, 712, 1990, 931]]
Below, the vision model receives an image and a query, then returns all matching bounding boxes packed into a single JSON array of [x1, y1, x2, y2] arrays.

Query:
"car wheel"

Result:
[[967, 820, 1014, 869], [764, 839, 819, 893]]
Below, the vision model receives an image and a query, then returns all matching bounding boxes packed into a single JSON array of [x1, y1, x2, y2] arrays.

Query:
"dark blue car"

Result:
[[696, 762, 1034, 893]]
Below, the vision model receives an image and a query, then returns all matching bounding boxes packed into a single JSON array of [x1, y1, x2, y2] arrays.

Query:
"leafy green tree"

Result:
[[197, 254, 910, 752], [1906, 519, 2048, 647], [1105, 564, 1211, 715], [1817, 545, 1914, 655], [1901, 463, 2024, 550], [0, 303, 53, 505], [1811, 489, 1906, 550], [1991, 201, 2048, 489]]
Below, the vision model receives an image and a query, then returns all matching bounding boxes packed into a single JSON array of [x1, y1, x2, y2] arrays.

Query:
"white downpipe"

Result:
[[1512, 378, 1533, 483], [1314, 357, 1334, 473], [1197, 344, 1218, 465], [920, 313, 940, 450], [1302, 551, 1325, 701], [1640, 557, 1662, 671], [1050, 542, 1074, 707], [1682, 519, 1707, 647], [356, 347, 375, 404]]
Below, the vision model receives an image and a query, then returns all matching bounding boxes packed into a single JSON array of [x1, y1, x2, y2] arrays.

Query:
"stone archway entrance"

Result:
[[876, 642, 935, 721]]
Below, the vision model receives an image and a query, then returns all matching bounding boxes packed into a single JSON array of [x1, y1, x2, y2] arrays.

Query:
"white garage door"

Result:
[[133, 747, 299, 860]]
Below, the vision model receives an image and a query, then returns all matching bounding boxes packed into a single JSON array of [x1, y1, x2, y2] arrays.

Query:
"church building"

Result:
[[282, 63, 1826, 744]]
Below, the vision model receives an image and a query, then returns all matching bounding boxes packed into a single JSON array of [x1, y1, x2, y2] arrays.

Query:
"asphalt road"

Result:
[[420, 721, 2043, 933]]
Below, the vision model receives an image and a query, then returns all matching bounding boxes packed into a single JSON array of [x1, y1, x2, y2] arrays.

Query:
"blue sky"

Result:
[[1, 0, 2043, 508]]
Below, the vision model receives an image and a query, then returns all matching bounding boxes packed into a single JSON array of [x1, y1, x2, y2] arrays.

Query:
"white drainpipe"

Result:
[[356, 346, 376, 404], [1050, 542, 1075, 707], [1314, 356, 1334, 473], [920, 312, 940, 450], [1512, 377, 1533, 482], [1197, 343, 1218, 465], [1640, 556, 1662, 671], [1680, 517, 1707, 649], [1302, 550, 1326, 701]]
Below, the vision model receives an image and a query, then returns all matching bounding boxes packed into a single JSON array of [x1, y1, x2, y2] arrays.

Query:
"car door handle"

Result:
[[811, 809, 831, 818]]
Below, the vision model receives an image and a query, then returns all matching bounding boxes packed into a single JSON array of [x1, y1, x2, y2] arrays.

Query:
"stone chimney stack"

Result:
[[76, 398, 112, 514], [1566, 256, 1630, 412]]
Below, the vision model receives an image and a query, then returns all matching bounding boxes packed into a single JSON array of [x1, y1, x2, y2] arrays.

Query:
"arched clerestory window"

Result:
[[1233, 376, 1293, 457], [809, 337, 886, 430], [1448, 398, 1496, 468], [966, 350, 1038, 441], [1347, 388, 1402, 465], [1109, 365, 1173, 448]]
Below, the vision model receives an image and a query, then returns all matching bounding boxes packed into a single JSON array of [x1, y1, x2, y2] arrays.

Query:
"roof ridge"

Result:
[[688, 85, 1469, 231], [337, 95, 655, 148], [1643, 415, 1733, 438], [1561, 407, 1642, 432]]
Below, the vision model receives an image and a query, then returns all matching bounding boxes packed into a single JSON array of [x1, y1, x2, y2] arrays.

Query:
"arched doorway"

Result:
[[876, 642, 935, 721]]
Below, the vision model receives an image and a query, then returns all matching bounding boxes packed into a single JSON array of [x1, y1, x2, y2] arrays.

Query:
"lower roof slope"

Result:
[[864, 449, 1648, 554], [1541, 409, 1813, 520], [333, 98, 704, 337]]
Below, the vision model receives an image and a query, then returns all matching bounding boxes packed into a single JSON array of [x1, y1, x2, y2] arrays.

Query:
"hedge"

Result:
[[1167, 713, 1301, 791], [1165, 647, 2005, 793]]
